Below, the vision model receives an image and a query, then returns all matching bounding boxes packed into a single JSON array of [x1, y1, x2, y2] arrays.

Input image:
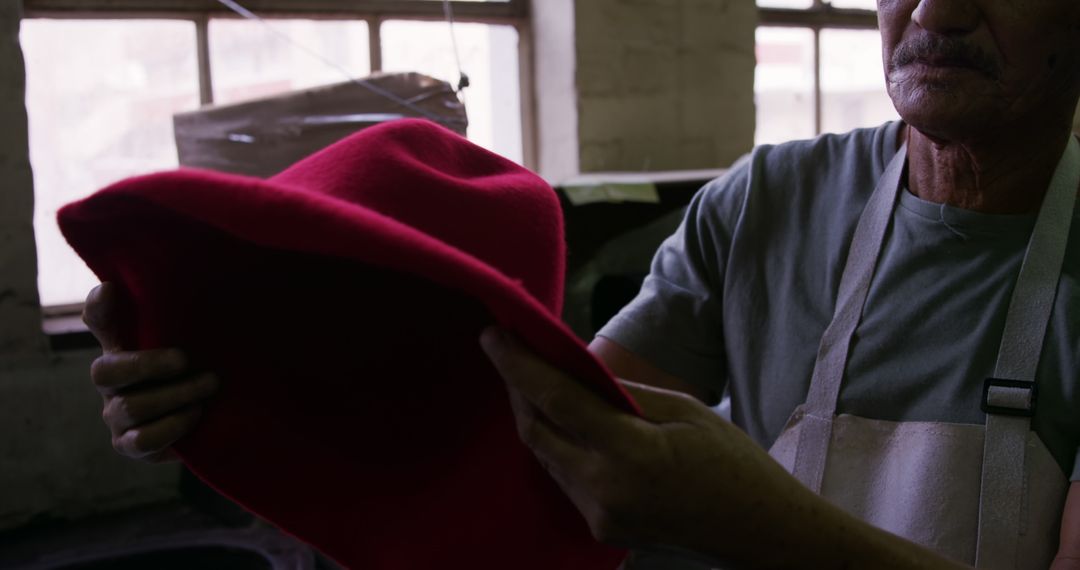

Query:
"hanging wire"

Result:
[[213, 0, 464, 128], [441, 0, 470, 94]]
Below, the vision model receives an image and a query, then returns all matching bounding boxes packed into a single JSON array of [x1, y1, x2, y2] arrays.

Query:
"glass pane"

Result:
[[381, 21, 522, 164], [21, 19, 200, 307], [757, 0, 814, 7], [828, 0, 878, 9], [820, 29, 898, 135], [754, 27, 816, 145], [210, 19, 370, 105]]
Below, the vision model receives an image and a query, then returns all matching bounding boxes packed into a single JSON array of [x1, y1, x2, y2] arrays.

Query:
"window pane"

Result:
[[757, 0, 814, 8], [820, 29, 898, 135], [381, 21, 522, 164], [210, 19, 370, 105], [754, 27, 816, 145], [21, 20, 200, 307], [828, 0, 878, 9]]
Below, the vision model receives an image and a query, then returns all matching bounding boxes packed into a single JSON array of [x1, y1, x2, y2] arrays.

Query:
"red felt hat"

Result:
[[58, 119, 639, 569]]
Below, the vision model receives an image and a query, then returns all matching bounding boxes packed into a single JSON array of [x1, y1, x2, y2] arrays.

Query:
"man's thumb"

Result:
[[82, 283, 126, 353], [618, 380, 705, 423]]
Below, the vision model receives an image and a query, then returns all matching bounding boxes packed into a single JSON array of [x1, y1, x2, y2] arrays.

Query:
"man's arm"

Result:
[[589, 337, 716, 405], [484, 328, 967, 569], [1053, 482, 1080, 569]]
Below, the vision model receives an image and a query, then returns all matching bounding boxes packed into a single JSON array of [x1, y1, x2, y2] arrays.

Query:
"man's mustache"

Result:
[[890, 36, 1000, 79]]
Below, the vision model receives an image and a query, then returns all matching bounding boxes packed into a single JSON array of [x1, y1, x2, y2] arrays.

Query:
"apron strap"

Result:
[[976, 135, 1080, 568], [791, 144, 908, 493]]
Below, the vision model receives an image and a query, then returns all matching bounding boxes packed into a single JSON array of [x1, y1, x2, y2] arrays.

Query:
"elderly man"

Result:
[[84, 0, 1078, 568], [482, 0, 1080, 567]]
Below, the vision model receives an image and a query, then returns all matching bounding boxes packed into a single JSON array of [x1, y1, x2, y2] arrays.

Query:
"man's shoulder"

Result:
[[749, 122, 901, 184], [695, 122, 902, 217]]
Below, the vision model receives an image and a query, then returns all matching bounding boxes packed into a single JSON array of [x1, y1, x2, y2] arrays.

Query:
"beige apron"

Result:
[[769, 137, 1080, 569]]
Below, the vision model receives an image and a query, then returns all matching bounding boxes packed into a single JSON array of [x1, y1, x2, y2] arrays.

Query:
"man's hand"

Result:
[[480, 326, 969, 569], [84, 283, 218, 462], [480, 326, 802, 562]]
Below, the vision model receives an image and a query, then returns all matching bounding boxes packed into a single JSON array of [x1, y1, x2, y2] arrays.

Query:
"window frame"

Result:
[[22, 0, 537, 168], [758, 0, 879, 135], [24, 0, 534, 329], [25, 0, 873, 325]]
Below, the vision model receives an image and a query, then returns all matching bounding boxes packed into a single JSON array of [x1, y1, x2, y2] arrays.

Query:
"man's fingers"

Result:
[[617, 380, 708, 424], [83, 283, 126, 353], [481, 326, 629, 446], [112, 405, 203, 460], [503, 384, 599, 505], [506, 386, 588, 467], [103, 373, 219, 433], [90, 349, 189, 393]]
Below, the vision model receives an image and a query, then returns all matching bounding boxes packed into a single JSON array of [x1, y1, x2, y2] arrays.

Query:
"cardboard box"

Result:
[[174, 72, 467, 178]]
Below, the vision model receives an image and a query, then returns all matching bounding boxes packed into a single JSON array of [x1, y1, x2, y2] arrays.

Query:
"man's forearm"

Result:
[[592, 338, 968, 569], [496, 331, 974, 569]]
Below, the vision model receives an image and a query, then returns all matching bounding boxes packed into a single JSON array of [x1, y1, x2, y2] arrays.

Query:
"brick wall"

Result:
[[0, 4, 180, 532], [0, 354, 182, 530], [576, 0, 756, 173], [534, 0, 757, 181], [0, 0, 44, 355]]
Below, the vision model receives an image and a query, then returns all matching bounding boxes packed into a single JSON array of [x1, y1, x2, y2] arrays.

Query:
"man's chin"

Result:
[[890, 90, 999, 143]]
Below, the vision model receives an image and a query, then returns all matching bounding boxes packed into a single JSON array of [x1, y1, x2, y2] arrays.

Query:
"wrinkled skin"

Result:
[[881, 0, 1080, 214], [880, 0, 1080, 144]]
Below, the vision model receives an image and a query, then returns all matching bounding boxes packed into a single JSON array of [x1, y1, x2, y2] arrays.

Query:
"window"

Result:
[[381, 20, 522, 163], [208, 19, 372, 105], [22, 0, 530, 308], [22, 19, 201, 309], [754, 1, 899, 145]]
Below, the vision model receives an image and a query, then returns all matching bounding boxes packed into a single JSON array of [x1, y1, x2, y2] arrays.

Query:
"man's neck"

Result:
[[905, 124, 1073, 215]]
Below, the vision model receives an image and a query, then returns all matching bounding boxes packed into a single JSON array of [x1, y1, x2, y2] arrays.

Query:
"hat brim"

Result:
[[59, 168, 638, 569]]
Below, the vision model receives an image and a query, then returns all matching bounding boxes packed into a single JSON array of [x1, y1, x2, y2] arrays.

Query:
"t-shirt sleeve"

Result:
[[596, 159, 749, 396]]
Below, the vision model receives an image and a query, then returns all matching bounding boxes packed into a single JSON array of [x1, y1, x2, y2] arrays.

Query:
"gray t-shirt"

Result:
[[598, 121, 1080, 482]]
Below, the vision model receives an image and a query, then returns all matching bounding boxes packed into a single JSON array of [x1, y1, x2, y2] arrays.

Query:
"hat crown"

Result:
[[272, 119, 565, 313], [57, 119, 628, 570]]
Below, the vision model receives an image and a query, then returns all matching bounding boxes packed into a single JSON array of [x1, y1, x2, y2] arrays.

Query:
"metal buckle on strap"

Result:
[[981, 378, 1037, 417]]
